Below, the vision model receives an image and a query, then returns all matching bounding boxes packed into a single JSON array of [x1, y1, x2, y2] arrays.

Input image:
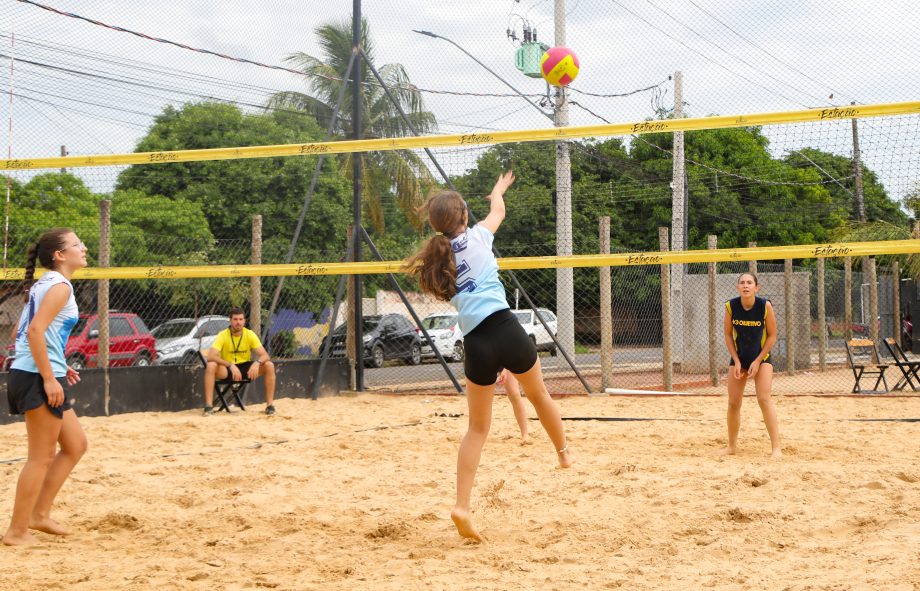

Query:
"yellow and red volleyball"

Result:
[[540, 46, 580, 87]]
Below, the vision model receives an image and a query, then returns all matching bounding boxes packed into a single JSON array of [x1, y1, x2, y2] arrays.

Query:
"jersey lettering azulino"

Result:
[[726, 296, 769, 368], [11, 271, 79, 377], [450, 224, 509, 335]]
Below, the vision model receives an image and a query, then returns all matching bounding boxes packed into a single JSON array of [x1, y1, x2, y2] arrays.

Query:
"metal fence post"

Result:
[[892, 260, 900, 344], [844, 258, 853, 342], [817, 257, 827, 371], [748, 242, 757, 276], [346, 225, 356, 390], [98, 199, 111, 415], [708, 235, 719, 386], [867, 257, 879, 346], [659, 227, 672, 391], [599, 217, 614, 390], [784, 258, 795, 374], [251, 214, 262, 336]]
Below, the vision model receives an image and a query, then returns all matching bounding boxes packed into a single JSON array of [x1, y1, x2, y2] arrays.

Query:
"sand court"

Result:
[[1, 391, 919, 590]]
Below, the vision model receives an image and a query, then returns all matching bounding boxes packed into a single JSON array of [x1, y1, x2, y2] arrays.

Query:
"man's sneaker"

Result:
[[203, 406, 214, 416], [265, 404, 276, 416]]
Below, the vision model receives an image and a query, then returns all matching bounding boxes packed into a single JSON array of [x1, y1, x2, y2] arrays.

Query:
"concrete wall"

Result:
[[0, 358, 350, 425], [682, 271, 811, 373]]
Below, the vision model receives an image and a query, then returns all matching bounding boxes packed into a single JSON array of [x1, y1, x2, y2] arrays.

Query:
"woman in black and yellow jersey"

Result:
[[723, 272, 781, 458]]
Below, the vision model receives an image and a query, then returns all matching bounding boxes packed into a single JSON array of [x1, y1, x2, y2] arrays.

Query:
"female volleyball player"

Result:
[[3, 229, 88, 545], [723, 272, 781, 458], [405, 171, 572, 542]]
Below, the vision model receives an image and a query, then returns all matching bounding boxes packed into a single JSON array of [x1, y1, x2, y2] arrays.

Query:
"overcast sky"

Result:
[[1, 0, 917, 198]]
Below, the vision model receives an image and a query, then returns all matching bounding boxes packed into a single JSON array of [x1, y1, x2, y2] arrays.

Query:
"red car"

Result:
[[65, 312, 157, 370]]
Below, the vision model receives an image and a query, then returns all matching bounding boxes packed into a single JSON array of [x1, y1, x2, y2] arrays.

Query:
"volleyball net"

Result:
[[2, 101, 919, 394]]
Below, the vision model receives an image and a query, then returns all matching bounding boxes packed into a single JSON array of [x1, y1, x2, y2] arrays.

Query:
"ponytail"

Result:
[[20, 242, 39, 303], [404, 234, 457, 302]]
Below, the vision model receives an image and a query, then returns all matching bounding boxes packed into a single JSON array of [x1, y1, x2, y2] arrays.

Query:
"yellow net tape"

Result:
[[2, 101, 918, 171], [3, 239, 917, 280]]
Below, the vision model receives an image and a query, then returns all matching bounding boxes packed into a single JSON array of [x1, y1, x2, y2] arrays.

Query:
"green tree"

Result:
[[267, 18, 438, 232], [116, 102, 351, 247], [115, 102, 358, 318], [6, 173, 212, 267]]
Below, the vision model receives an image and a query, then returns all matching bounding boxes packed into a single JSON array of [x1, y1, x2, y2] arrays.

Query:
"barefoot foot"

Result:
[[720, 446, 737, 456], [2, 530, 39, 546], [30, 516, 70, 536], [770, 448, 783, 459], [450, 507, 483, 542], [558, 448, 574, 468]]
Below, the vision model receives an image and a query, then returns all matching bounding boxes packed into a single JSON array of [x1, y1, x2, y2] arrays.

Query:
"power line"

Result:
[[682, 0, 851, 104], [607, 0, 807, 108], [642, 0, 829, 106], [7, 5, 668, 102]]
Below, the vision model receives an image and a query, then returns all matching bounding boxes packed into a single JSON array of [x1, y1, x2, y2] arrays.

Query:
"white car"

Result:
[[418, 312, 465, 362], [512, 308, 558, 355], [152, 315, 229, 365]]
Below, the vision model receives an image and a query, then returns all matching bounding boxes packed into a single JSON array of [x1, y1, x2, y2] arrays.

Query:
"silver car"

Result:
[[153, 315, 229, 365], [512, 308, 558, 355], [419, 312, 464, 362]]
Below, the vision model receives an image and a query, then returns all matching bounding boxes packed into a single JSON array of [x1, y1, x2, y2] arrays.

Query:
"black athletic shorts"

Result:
[[7, 369, 72, 419], [729, 357, 772, 371], [227, 361, 253, 378], [464, 309, 538, 386]]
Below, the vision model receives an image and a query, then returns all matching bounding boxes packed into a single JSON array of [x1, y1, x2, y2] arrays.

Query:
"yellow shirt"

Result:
[[211, 327, 263, 364]]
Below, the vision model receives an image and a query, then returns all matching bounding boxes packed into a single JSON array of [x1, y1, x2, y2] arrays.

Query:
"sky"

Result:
[[0, 0, 917, 200]]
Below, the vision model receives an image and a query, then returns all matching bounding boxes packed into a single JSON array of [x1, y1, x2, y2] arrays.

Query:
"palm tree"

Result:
[[268, 19, 438, 232]]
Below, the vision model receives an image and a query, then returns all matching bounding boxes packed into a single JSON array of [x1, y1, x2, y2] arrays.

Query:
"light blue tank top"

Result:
[[450, 224, 509, 335], [11, 270, 79, 377]]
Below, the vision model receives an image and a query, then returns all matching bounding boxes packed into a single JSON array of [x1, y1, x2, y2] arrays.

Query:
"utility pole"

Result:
[[554, 0, 575, 353], [351, 0, 364, 390], [670, 71, 685, 370], [851, 101, 866, 223]]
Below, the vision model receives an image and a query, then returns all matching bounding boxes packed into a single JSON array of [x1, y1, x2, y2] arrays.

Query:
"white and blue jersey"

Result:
[[450, 224, 509, 335], [11, 271, 78, 377]]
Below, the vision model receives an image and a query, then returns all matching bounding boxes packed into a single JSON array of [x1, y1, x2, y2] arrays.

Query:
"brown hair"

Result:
[[229, 307, 246, 319], [403, 191, 467, 302], [21, 228, 73, 302], [738, 272, 759, 286]]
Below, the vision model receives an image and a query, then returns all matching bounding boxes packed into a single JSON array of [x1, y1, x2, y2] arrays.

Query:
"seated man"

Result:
[[203, 307, 277, 415]]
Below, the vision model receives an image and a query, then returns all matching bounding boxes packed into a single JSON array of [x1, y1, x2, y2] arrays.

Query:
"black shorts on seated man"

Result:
[[203, 308, 277, 415]]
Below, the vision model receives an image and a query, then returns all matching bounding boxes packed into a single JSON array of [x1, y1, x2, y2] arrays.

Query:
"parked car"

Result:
[[0, 343, 14, 371], [65, 311, 157, 370], [152, 315, 229, 365], [418, 312, 464, 362], [320, 313, 422, 368], [512, 308, 558, 355]]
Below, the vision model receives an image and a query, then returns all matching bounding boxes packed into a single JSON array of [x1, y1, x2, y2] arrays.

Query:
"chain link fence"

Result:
[[2, 205, 914, 398]]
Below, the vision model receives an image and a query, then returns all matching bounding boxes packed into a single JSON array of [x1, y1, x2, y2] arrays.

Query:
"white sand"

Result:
[[1, 388, 919, 590]]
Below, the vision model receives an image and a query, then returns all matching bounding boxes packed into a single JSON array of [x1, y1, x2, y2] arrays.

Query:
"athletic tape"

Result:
[[2, 239, 917, 280], [2, 101, 918, 171]]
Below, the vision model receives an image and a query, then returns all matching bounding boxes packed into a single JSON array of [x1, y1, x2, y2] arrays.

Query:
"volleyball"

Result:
[[540, 46, 580, 87]]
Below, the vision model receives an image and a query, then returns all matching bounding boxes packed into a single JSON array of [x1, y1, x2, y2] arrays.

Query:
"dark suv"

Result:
[[321, 313, 422, 368], [65, 312, 157, 370]]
